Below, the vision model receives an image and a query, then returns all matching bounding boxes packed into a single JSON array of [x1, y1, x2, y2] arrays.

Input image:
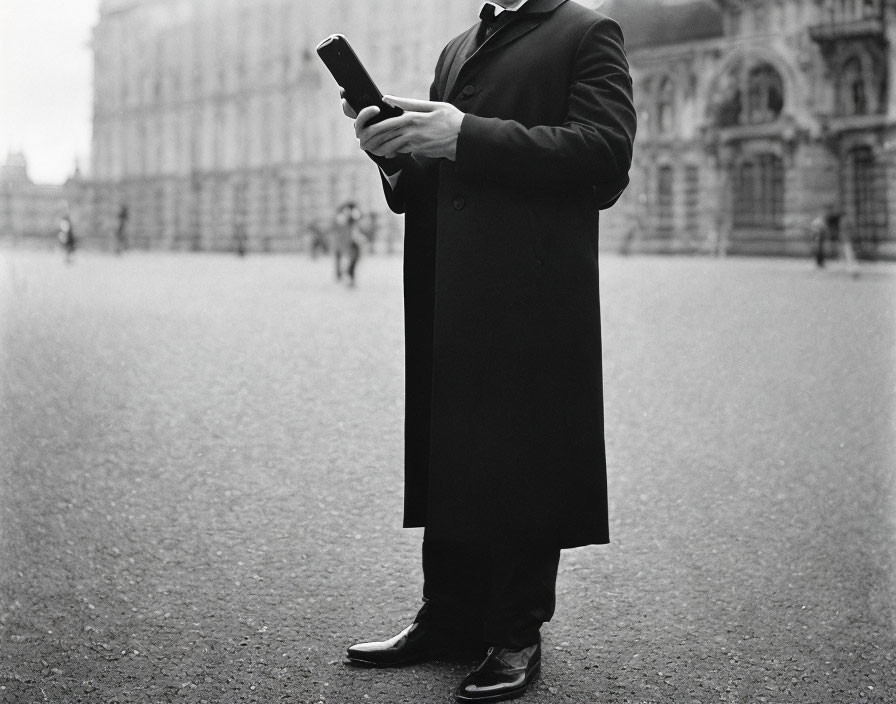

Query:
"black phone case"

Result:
[[316, 34, 403, 125]]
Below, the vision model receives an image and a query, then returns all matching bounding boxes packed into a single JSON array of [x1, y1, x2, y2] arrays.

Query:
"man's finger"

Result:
[[383, 95, 439, 112], [366, 132, 415, 159], [360, 127, 413, 155], [354, 106, 382, 134], [357, 112, 417, 142], [357, 116, 407, 146]]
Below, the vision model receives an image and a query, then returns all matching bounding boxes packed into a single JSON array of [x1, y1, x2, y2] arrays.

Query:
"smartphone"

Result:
[[316, 34, 403, 124]]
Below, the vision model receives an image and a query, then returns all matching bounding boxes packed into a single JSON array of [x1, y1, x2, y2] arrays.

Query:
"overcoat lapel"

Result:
[[443, 0, 570, 103], [442, 30, 477, 102], [445, 19, 543, 103]]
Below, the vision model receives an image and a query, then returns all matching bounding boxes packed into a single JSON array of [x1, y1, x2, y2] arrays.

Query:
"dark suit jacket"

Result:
[[379, 0, 636, 549]]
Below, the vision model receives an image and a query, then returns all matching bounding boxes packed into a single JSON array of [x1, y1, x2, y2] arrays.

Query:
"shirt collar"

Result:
[[483, 0, 530, 15]]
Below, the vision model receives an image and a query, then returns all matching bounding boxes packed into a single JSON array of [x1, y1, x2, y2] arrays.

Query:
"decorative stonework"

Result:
[[601, 0, 895, 259]]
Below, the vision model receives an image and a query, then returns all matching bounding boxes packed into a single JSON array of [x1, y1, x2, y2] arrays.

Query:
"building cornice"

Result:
[[629, 35, 727, 62]]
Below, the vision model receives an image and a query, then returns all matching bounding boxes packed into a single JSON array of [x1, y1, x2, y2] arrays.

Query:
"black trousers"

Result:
[[416, 538, 561, 649]]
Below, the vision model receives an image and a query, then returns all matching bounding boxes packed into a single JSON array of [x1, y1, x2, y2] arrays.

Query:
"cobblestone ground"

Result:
[[0, 248, 894, 704]]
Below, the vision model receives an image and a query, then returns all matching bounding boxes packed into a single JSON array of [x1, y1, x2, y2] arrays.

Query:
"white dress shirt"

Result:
[[484, 0, 531, 15]]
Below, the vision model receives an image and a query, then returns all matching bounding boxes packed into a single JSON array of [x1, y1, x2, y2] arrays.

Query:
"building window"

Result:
[[278, 177, 289, 229], [753, 3, 769, 32], [656, 165, 675, 238], [837, 50, 886, 116], [846, 146, 887, 256], [746, 64, 784, 124], [729, 8, 742, 35], [684, 165, 699, 234], [233, 181, 248, 230], [711, 70, 742, 127], [840, 57, 867, 115], [862, 0, 880, 18], [733, 154, 784, 230], [657, 77, 675, 135], [154, 186, 165, 241], [214, 109, 226, 170]]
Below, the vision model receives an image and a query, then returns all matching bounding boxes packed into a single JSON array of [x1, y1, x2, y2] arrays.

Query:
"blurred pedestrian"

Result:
[[832, 212, 860, 277], [114, 204, 129, 254], [58, 214, 76, 264], [359, 211, 380, 254], [338, 1, 635, 701], [234, 224, 247, 257], [308, 221, 329, 258], [333, 200, 363, 286], [813, 208, 858, 277], [811, 211, 828, 267]]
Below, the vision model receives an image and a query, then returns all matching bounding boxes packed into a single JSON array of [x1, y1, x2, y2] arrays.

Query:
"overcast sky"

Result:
[[0, 0, 99, 184]]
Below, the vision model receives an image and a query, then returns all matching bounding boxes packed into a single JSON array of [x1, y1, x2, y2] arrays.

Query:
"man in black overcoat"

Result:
[[339, 1, 636, 700]]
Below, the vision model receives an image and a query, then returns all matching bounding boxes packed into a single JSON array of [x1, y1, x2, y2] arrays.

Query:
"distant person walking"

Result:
[[333, 200, 364, 286], [309, 221, 330, 258], [812, 209, 858, 276], [811, 212, 828, 268], [234, 224, 247, 257], [114, 204, 129, 254], [58, 214, 76, 264]]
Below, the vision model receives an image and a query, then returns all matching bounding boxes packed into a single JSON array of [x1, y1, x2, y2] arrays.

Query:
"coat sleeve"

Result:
[[369, 42, 452, 214], [370, 152, 412, 214], [454, 17, 636, 206]]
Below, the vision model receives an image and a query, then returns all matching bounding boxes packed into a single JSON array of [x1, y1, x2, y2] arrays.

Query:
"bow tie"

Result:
[[476, 4, 517, 48], [480, 4, 514, 23]]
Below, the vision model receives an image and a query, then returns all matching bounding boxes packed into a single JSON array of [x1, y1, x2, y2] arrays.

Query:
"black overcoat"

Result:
[[377, 0, 636, 549]]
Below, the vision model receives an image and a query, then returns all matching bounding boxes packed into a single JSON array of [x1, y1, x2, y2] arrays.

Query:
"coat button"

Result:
[[462, 84, 475, 97], [453, 197, 466, 210]]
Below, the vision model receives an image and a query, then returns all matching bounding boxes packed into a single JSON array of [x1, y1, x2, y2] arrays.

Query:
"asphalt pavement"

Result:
[[1, 248, 894, 704]]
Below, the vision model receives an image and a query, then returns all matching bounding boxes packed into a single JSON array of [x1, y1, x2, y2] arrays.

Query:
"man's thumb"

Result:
[[383, 95, 436, 112]]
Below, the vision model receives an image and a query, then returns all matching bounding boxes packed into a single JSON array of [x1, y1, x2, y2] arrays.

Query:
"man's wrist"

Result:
[[367, 152, 403, 175]]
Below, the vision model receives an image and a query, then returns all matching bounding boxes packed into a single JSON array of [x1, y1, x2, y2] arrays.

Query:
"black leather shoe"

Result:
[[455, 640, 541, 702], [347, 622, 485, 667]]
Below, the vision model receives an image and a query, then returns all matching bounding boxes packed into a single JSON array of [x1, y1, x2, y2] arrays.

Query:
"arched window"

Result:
[[733, 154, 784, 230], [657, 77, 675, 135], [711, 70, 742, 127], [837, 49, 887, 116], [841, 57, 867, 115], [746, 64, 784, 124]]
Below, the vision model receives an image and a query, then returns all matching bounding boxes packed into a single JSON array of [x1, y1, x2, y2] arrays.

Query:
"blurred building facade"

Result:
[[79, 0, 895, 258], [0, 152, 71, 247], [80, 0, 483, 252], [602, 0, 896, 259]]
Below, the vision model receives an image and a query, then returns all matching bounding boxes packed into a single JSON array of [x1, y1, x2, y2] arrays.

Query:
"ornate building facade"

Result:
[[601, 0, 896, 259], [82, 0, 893, 258], [81, 0, 483, 252]]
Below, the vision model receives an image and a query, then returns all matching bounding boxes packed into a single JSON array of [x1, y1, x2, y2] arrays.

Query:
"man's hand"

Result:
[[340, 89, 358, 119], [353, 96, 464, 161]]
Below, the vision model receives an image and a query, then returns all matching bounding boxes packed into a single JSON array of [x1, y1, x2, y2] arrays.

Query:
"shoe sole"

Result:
[[454, 661, 541, 702], [345, 654, 427, 668], [346, 644, 485, 669]]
